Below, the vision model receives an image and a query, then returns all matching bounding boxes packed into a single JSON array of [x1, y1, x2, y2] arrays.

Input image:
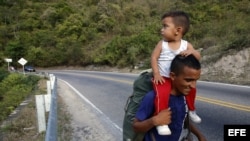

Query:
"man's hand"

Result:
[[152, 108, 172, 126]]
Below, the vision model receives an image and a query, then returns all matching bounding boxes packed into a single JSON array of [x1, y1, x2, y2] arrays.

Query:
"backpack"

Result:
[[122, 70, 153, 141]]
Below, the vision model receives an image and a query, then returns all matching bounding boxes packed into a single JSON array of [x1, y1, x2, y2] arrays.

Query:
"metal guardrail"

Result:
[[45, 75, 57, 141]]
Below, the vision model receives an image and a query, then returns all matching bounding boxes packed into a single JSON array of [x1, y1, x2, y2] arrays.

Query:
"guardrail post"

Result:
[[44, 80, 52, 112], [35, 95, 46, 133]]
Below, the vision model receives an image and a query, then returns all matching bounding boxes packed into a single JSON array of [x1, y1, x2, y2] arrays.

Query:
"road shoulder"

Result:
[[57, 80, 116, 141]]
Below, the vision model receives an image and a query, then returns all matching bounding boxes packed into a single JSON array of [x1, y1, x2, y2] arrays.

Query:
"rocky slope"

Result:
[[201, 48, 250, 85]]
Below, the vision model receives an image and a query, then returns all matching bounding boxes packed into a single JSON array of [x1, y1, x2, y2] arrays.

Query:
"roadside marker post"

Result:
[[35, 95, 46, 133], [4, 58, 12, 71], [44, 80, 52, 112]]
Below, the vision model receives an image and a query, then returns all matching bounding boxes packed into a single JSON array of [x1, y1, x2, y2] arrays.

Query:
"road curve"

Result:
[[48, 70, 250, 141]]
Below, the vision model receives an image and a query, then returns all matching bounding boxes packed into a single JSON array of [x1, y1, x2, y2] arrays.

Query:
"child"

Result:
[[151, 11, 202, 135]]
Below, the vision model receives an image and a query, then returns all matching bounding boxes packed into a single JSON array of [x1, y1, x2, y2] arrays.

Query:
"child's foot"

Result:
[[189, 111, 201, 123], [156, 125, 171, 135]]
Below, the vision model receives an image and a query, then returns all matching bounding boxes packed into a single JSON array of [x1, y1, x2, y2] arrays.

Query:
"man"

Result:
[[133, 54, 206, 141]]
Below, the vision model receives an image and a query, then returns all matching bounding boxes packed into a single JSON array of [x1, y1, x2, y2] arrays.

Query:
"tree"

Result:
[[4, 40, 26, 65]]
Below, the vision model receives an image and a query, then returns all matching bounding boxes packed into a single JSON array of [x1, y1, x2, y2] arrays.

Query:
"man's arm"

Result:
[[188, 120, 207, 141], [133, 118, 156, 133], [133, 109, 171, 133]]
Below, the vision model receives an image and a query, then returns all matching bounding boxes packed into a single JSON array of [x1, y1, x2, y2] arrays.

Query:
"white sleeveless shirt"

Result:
[[158, 39, 188, 77]]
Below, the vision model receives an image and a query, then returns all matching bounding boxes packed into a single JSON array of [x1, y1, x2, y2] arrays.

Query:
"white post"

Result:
[[47, 81, 51, 95], [35, 95, 46, 133], [44, 94, 51, 112], [49, 74, 55, 89], [44, 80, 52, 112], [7, 62, 9, 71]]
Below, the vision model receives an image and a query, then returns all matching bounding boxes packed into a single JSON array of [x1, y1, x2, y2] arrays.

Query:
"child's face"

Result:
[[161, 17, 178, 41]]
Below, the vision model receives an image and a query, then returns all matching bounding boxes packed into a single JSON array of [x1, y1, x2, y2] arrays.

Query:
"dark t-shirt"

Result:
[[135, 90, 187, 141]]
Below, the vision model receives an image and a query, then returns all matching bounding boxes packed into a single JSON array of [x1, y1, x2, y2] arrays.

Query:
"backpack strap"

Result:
[[182, 111, 193, 141], [187, 112, 191, 137], [124, 95, 132, 112], [150, 131, 156, 141]]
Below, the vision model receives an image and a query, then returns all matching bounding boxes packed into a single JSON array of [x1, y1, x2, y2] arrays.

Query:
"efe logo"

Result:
[[224, 125, 249, 141], [228, 129, 246, 136]]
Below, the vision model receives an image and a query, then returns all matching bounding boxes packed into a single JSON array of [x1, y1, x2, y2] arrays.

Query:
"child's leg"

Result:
[[185, 88, 202, 123], [152, 77, 172, 115], [185, 88, 196, 111], [152, 77, 172, 135]]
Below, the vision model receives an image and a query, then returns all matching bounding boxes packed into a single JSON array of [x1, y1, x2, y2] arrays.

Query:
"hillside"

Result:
[[201, 47, 250, 85], [0, 0, 249, 84]]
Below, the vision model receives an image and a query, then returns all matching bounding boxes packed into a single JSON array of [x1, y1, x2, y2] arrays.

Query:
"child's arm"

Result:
[[180, 42, 201, 60], [151, 40, 165, 85]]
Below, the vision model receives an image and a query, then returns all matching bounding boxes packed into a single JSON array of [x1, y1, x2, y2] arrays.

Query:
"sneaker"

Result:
[[156, 125, 171, 135], [189, 111, 201, 123]]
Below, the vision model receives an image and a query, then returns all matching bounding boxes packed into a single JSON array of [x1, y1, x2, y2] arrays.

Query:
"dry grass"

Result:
[[0, 103, 45, 141], [0, 78, 73, 141], [0, 92, 45, 141]]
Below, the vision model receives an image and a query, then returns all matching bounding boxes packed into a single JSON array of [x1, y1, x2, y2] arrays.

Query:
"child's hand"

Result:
[[153, 74, 165, 85], [179, 50, 193, 57]]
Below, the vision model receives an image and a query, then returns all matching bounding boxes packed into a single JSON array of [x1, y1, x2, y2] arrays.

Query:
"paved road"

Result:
[[49, 70, 250, 141], [57, 79, 118, 141]]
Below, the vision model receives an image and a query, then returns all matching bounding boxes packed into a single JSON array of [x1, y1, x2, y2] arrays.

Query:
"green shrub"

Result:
[[0, 68, 9, 82], [0, 73, 40, 123]]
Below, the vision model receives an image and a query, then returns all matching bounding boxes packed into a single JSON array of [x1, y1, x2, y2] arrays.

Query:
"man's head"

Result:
[[161, 11, 190, 40], [169, 54, 201, 96]]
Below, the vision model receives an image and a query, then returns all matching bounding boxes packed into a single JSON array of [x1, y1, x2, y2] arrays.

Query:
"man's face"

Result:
[[170, 66, 201, 96]]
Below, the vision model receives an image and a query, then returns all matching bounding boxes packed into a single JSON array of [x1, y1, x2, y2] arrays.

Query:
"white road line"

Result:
[[59, 79, 123, 132], [199, 81, 250, 88]]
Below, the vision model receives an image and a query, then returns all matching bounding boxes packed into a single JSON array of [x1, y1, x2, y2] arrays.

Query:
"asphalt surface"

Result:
[[57, 80, 119, 141], [52, 70, 250, 141]]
